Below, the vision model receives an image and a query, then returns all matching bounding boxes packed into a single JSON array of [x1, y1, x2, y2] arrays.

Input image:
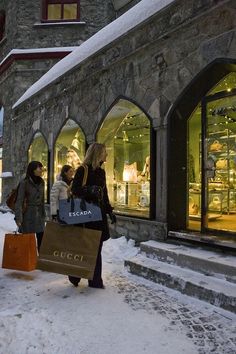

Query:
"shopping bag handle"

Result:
[[68, 196, 87, 212]]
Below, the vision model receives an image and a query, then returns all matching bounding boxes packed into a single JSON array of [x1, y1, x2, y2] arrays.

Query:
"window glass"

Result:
[[187, 105, 201, 231], [48, 4, 61, 20], [208, 72, 236, 96], [28, 132, 48, 200], [64, 4, 77, 19], [54, 119, 85, 181], [187, 72, 236, 233], [97, 99, 151, 218]]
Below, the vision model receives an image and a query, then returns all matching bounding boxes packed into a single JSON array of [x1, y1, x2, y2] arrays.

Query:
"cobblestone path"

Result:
[[105, 271, 236, 354]]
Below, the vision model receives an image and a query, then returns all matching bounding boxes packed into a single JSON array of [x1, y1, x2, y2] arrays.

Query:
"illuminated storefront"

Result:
[[97, 99, 152, 218], [169, 69, 236, 240], [54, 119, 85, 179], [187, 72, 236, 234]]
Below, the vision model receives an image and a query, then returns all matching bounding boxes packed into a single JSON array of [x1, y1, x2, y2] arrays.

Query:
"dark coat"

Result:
[[15, 177, 45, 233], [71, 164, 113, 241]]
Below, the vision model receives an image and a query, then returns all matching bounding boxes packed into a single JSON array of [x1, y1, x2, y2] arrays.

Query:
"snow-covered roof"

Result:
[[0, 47, 78, 66], [13, 0, 175, 109]]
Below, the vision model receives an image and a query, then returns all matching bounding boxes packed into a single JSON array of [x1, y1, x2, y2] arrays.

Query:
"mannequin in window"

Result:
[[138, 155, 150, 182], [66, 148, 81, 170]]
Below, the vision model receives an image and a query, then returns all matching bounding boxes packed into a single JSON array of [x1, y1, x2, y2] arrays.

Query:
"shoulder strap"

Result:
[[82, 164, 88, 186]]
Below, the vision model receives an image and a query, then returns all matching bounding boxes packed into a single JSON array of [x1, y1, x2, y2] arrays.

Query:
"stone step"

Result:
[[125, 254, 236, 313], [140, 241, 236, 284]]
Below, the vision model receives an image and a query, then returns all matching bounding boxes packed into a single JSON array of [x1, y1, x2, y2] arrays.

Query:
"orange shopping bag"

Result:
[[2, 232, 37, 272]]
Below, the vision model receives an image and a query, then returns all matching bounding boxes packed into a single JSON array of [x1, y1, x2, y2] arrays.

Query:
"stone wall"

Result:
[[4, 0, 236, 240], [0, 0, 118, 195], [0, 0, 115, 60]]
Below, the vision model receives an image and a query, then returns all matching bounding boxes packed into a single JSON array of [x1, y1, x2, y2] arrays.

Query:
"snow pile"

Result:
[[13, 0, 175, 108]]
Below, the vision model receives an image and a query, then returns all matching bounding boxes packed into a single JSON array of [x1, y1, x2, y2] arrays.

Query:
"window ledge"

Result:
[[33, 21, 86, 27]]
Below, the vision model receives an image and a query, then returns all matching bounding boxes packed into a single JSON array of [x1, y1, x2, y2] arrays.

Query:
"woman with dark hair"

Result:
[[69, 142, 116, 289], [50, 164, 74, 220], [15, 161, 46, 251]]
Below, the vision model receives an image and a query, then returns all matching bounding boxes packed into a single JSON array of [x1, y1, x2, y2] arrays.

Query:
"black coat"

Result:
[[71, 164, 113, 241]]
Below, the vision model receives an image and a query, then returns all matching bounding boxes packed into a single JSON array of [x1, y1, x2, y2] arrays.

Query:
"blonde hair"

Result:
[[83, 143, 106, 170]]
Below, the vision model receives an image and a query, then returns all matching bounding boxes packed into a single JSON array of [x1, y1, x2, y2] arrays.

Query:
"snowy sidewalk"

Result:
[[0, 212, 235, 354]]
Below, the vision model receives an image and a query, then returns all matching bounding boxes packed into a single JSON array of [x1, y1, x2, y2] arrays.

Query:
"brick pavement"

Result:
[[105, 272, 236, 354]]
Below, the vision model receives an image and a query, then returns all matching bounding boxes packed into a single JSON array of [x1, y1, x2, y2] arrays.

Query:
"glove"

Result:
[[109, 212, 117, 224]]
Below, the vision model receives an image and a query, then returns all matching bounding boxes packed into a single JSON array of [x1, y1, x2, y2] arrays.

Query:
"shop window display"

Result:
[[97, 99, 151, 218], [188, 72, 236, 233], [28, 132, 48, 200], [54, 119, 85, 180]]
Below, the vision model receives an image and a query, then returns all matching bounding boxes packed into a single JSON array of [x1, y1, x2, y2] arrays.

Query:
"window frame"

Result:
[[41, 0, 80, 23]]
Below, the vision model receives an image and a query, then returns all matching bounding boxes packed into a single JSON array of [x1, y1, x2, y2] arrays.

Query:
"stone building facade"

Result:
[[0, 0, 140, 200], [3, 0, 236, 244]]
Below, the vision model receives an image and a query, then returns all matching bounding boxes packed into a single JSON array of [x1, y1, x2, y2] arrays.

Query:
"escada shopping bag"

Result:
[[2, 232, 37, 272], [37, 221, 102, 279], [58, 197, 102, 225]]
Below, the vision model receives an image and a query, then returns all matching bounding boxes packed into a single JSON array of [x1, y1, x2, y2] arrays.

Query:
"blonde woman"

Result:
[[70, 142, 116, 288], [50, 165, 74, 220]]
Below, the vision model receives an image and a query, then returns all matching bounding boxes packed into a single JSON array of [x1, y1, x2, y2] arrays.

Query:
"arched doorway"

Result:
[[54, 119, 85, 181], [168, 61, 236, 238], [97, 98, 155, 219], [28, 131, 49, 201]]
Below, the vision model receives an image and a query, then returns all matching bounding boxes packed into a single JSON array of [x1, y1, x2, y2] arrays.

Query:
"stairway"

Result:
[[125, 240, 236, 313]]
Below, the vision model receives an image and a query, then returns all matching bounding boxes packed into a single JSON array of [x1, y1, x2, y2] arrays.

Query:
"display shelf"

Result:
[[207, 128, 236, 214]]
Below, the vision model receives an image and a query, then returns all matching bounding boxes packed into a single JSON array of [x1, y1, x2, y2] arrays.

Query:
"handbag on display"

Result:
[[37, 221, 102, 279], [216, 158, 228, 170], [189, 196, 199, 215], [123, 162, 138, 183], [2, 232, 37, 272], [209, 196, 221, 211], [209, 140, 223, 152]]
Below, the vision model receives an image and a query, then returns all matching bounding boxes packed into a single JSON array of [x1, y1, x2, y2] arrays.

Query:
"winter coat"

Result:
[[71, 164, 113, 241], [50, 179, 71, 216], [15, 177, 45, 233]]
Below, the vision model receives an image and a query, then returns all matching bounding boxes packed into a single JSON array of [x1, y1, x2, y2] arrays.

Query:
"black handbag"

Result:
[[77, 164, 104, 204]]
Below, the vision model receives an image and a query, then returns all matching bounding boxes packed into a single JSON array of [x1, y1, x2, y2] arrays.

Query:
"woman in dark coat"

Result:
[[69, 142, 116, 289], [15, 161, 45, 251]]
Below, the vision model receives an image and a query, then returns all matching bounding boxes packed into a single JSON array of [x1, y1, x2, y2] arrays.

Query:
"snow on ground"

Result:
[[0, 212, 235, 354]]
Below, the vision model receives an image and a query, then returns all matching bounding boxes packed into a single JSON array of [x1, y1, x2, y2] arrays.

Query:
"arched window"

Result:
[[187, 72, 236, 233], [28, 132, 49, 201], [42, 0, 80, 22], [54, 119, 85, 180], [97, 99, 152, 218], [0, 10, 5, 41]]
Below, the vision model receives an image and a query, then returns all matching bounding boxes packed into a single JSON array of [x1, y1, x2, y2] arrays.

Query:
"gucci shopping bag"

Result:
[[2, 233, 37, 272], [59, 197, 102, 225], [37, 222, 102, 279]]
